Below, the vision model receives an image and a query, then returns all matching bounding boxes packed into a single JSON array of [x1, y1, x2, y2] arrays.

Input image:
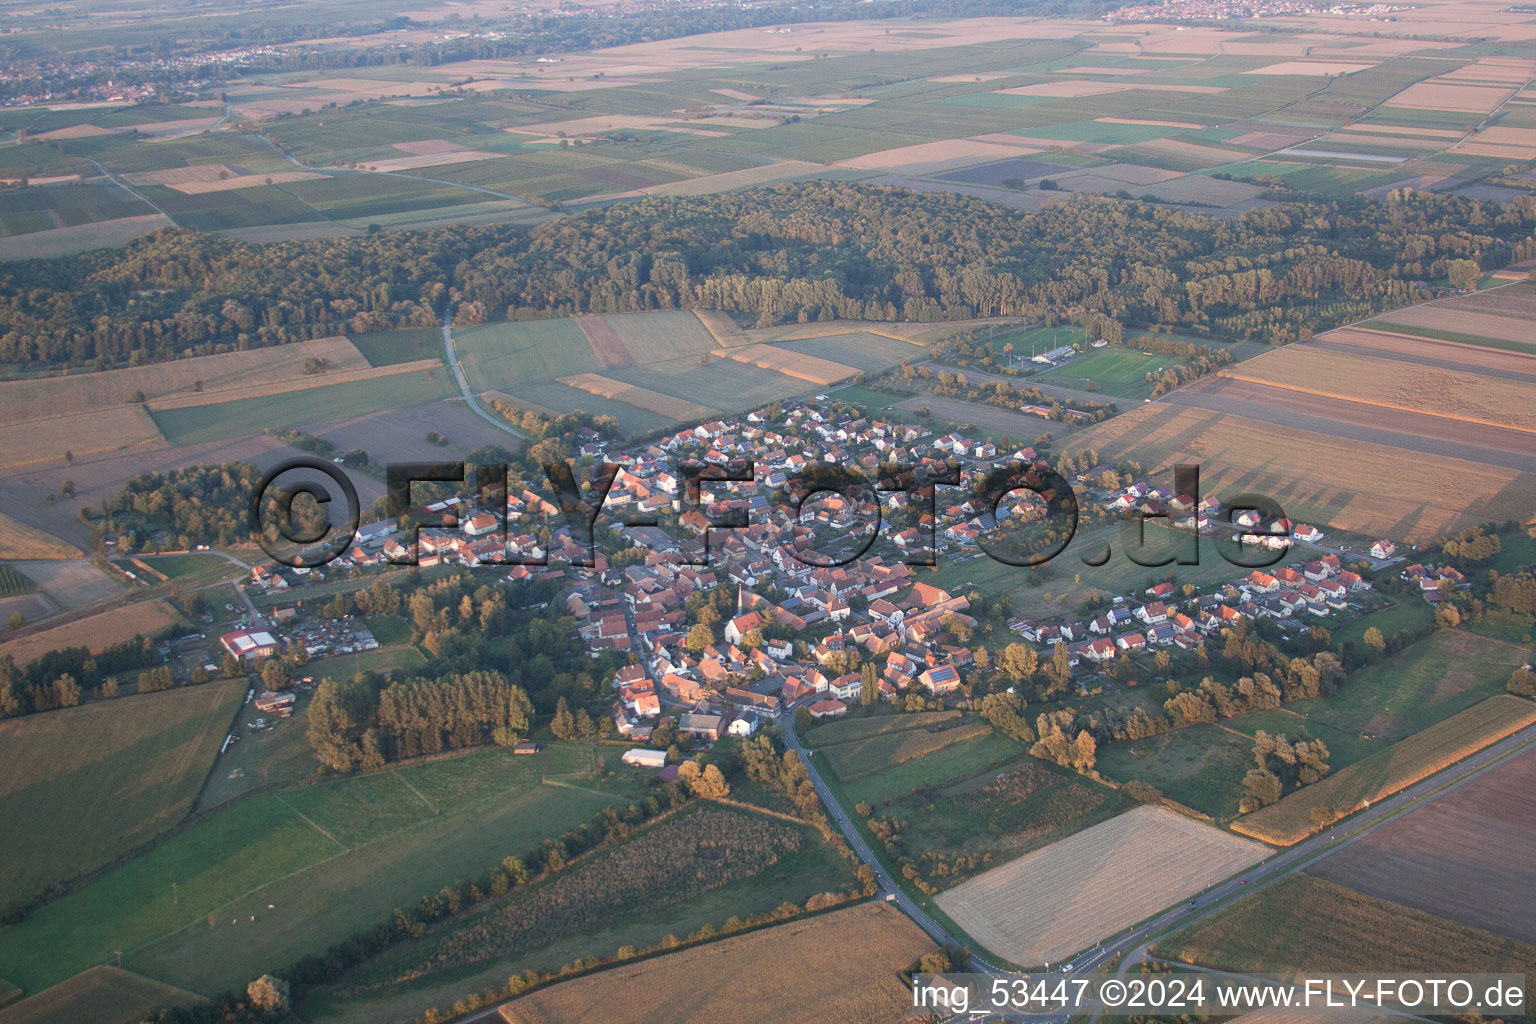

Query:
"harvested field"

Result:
[[997, 80, 1126, 98], [937, 806, 1267, 966], [495, 902, 931, 1024], [894, 395, 1080, 439], [1154, 874, 1536, 981], [638, 160, 826, 197], [0, 516, 79, 560], [0, 337, 368, 426], [1064, 402, 1536, 542], [364, 150, 499, 172], [1233, 695, 1536, 845], [0, 599, 182, 665], [1316, 327, 1536, 378], [10, 560, 121, 608], [716, 344, 858, 386], [1308, 745, 1536, 943], [596, 310, 717, 364], [1221, 346, 1536, 431], [575, 316, 633, 369], [609, 357, 807, 413], [1386, 81, 1515, 113], [558, 372, 717, 422], [1168, 375, 1536, 472], [0, 405, 161, 470], [0, 680, 244, 910], [167, 171, 327, 193], [1374, 303, 1535, 346], [821, 718, 994, 780], [1245, 60, 1378, 75], [145, 359, 442, 412], [775, 331, 928, 373], [0, 967, 202, 1024]]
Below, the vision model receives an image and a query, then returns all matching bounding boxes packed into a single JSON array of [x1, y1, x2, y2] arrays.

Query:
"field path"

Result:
[[274, 794, 349, 852], [439, 315, 527, 441]]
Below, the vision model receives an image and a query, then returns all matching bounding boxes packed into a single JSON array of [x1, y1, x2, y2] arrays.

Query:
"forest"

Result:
[[5, 184, 1535, 368]]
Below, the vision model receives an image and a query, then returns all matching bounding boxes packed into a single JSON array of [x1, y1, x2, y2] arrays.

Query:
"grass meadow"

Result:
[[0, 743, 639, 995], [0, 680, 244, 914]]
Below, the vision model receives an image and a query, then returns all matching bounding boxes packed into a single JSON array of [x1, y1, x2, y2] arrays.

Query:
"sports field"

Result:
[[0, 680, 244, 912], [936, 806, 1267, 966], [1034, 346, 1189, 399]]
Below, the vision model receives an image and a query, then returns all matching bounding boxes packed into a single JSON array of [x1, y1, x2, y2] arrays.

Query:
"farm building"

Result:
[[807, 698, 847, 718], [221, 629, 278, 662], [252, 691, 296, 716], [513, 740, 541, 755], [622, 748, 668, 768], [679, 713, 727, 741]]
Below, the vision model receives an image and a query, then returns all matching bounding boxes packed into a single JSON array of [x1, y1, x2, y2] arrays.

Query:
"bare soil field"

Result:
[[1315, 327, 1536, 380], [716, 344, 858, 386], [1415, 280, 1536, 319], [575, 316, 632, 369], [1386, 81, 1515, 113], [1234, 695, 1536, 845], [0, 967, 202, 1024], [1308, 744, 1536, 943], [1065, 402, 1536, 542], [0, 599, 183, 664], [558, 373, 717, 422], [0, 337, 369, 425], [936, 806, 1266, 966], [1373, 304, 1534, 345], [495, 902, 930, 1024], [1220, 347, 1536, 432], [10, 560, 122, 609]]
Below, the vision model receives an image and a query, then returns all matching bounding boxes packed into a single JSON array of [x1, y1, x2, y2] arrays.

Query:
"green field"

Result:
[[454, 319, 595, 393], [134, 553, 231, 580], [821, 718, 994, 780], [1331, 593, 1433, 650], [1155, 874, 1536, 976], [0, 680, 243, 914], [1290, 629, 1528, 741], [830, 727, 1024, 807], [1362, 317, 1536, 354], [1095, 722, 1255, 819], [879, 754, 1131, 888], [298, 804, 857, 1024], [349, 328, 442, 368], [0, 743, 642, 995], [803, 709, 960, 747], [1034, 345, 1190, 399], [150, 370, 455, 445]]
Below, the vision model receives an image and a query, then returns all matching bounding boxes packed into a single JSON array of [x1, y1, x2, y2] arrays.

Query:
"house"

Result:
[[728, 711, 761, 737], [622, 748, 668, 768], [1135, 602, 1168, 625], [806, 698, 847, 718], [1370, 539, 1397, 560], [1116, 632, 1147, 652], [918, 663, 962, 695]]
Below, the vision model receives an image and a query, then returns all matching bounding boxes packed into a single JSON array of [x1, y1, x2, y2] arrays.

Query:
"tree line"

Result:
[[9, 183, 1536, 368]]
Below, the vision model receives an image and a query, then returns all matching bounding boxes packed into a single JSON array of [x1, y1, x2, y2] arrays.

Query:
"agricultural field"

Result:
[[1095, 723, 1257, 819], [803, 709, 960, 747], [0, 679, 244, 913], [0, 516, 79, 560], [1064, 401, 1536, 544], [1155, 874, 1536, 983], [494, 902, 931, 1024], [819, 717, 995, 780], [878, 755, 1132, 888], [833, 727, 1024, 808], [0, 743, 639, 996], [0, 967, 203, 1024], [0, 598, 182, 665], [0, 564, 35, 596], [149, 368, 455, 446], [1233, 694, 1536, 845], [302, 804, 858, 1024], [1309, 745, 1536, 944], [936, 806, 1267, 966], [1289, 630, 1530, 741]]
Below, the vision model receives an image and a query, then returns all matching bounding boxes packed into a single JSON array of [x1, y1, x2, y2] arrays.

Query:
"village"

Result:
[[213, 397, 1464, 762]]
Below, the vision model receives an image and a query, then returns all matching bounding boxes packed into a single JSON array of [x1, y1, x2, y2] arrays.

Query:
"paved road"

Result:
[[440, 315, 527, 441]]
